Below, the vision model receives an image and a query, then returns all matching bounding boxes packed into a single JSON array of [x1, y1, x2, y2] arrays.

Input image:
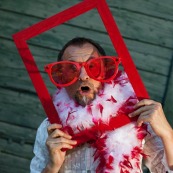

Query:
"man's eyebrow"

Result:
[[68, 56, 96, 62]]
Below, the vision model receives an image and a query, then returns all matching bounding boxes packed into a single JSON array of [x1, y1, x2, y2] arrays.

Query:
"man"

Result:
[[30, 37, 173, 173]]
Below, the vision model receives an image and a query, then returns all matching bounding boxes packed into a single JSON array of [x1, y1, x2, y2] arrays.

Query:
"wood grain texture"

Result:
[[0, 0, 171, 21], [163, 56, 173, 127], [107, 0, 173, 21], [0, 138, 33, 159], [1, 2, 173, 48], [0, 153, 30, 173]]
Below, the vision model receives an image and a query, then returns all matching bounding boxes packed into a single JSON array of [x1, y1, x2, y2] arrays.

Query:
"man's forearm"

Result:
[[161, 129, 173, 170]]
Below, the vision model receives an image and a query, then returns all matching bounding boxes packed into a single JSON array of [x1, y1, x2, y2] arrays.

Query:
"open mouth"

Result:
[[81, 86, 90, 93]]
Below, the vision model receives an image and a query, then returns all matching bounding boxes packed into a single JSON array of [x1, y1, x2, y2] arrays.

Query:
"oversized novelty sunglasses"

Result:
[[44, 56, 121, 87]]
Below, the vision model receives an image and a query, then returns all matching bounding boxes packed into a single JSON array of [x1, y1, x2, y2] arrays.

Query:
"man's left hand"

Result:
[[128, 99, 172, 139]]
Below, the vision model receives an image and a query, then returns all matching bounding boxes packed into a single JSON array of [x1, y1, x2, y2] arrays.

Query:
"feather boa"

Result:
[[53, 71, 147, 173]]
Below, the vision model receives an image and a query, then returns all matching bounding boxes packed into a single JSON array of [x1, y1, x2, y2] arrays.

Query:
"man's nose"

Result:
[[79, 67, 89, 81]]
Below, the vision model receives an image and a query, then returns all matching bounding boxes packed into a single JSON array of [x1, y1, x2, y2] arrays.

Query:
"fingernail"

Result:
[[58, 124, 62, 128], [73, 140, 77, 144], [128, 113, 132, 117], [68, 135, 72, 139]]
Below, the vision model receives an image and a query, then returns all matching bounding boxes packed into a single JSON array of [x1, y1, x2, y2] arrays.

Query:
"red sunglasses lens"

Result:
[[51, 63, 79, 85], [49, 57, 118, 86], [88, 58, 117, 81]]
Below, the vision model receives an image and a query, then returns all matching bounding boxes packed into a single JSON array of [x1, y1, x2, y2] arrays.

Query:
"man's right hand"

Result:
[[42, 123, 77, 173]]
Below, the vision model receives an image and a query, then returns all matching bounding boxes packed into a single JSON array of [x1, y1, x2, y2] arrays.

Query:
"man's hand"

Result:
[[42, 124, 77, 173], [129, 99, 173, 169], [128, 99, 172, 138]]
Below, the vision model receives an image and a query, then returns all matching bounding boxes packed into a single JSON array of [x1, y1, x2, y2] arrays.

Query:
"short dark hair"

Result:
[[57, 37, 106, 61]]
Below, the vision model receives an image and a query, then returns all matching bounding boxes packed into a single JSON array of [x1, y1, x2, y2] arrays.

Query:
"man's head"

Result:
[[58, 37, 106, 106]]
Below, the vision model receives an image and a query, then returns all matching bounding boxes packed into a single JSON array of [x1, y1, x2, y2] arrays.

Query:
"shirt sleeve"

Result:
[[30, 118, 50, 173], [143, 124, 173, 173]]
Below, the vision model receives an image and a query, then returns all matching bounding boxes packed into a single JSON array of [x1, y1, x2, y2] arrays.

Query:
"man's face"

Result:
[[62, 43, 102, 106]]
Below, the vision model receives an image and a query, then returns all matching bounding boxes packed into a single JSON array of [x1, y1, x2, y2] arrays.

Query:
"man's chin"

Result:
[[75, 93, 95, 107]]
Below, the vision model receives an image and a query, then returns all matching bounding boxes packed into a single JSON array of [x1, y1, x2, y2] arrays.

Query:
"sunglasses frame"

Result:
[[45, 56, 121, 87]]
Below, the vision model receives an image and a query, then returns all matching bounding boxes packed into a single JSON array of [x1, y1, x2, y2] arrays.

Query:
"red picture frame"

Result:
[[13, 0, 149, 145]]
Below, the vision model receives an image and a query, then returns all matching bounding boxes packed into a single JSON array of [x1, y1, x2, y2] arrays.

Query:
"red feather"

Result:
[[98, 89, 105, 98], [98, 104, 104, 114], [111, 95, 117, 103], [87, 104, 93, 115], [106, 95, 117, 103], [106, 155, 114, 169], [66, 110, 76, 124]]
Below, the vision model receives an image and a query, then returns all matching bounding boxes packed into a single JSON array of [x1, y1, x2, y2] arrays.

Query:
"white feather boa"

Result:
[[53, 71, 147, 173]]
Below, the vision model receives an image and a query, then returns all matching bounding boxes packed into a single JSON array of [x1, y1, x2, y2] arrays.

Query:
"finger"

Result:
[[136, 111, 152, 127], [140, 110, 152, 118], [129, 105, 154, 117], [48, 142, 74, 151], [128, 98, 139, 104], [50, 129, 72, 139], [134, 99, 156, 109], [47, 123, 62, 135], [137, 118, 150, 127], [47, 137, 77, 147]]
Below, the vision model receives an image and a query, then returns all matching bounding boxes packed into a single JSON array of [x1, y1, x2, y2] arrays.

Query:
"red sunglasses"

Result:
[[44, 56, 121, 87]]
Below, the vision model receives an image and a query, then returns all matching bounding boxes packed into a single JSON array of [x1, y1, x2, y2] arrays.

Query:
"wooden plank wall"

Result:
[[0, 0, 173, 172]]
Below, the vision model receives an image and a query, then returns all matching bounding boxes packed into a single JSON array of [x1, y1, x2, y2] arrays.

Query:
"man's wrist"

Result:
[[160, 128, 173, 142], [42, 162, 61, 173]]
